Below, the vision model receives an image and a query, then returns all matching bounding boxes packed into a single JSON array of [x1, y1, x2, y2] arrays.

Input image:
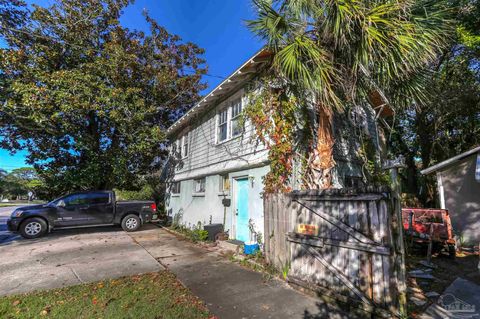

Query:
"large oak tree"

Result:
[[0, 0, 206, 195]]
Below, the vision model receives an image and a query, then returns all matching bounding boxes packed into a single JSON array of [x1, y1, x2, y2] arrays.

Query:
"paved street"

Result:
[[0, 205, 21, 218], [0, 205, 23, 243]]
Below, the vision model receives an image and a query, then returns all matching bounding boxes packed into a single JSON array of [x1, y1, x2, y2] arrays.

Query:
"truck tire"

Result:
[[121, 214, 141, 232], [19, 217, 48, 239]]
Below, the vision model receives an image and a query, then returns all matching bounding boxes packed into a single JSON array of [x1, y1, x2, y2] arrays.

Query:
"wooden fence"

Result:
[[264, 188, 406, 318]]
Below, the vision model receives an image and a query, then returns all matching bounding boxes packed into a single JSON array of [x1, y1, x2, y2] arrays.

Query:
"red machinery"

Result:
[[402, 208, 456, 258]]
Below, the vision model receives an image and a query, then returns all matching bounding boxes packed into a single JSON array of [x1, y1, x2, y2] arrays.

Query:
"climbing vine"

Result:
[[243, 78, 300, 193], [243, 77, 387, 193]]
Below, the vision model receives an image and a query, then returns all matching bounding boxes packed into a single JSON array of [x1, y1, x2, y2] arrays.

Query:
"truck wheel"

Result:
[[121, 214, 141, 232], [19, 217, 48, 239]]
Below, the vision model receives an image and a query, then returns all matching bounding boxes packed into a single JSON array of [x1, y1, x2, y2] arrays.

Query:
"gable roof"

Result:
[[166, 48, 272, 137], [421, 145, 480, 175]]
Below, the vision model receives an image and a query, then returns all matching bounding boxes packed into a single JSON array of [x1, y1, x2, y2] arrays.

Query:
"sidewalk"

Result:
[[130, 227, 350, 319]]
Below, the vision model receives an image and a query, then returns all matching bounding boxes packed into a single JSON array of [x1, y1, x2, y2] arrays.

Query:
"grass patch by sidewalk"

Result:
[[0, 203, 22, 207], [0, 271, 211, 319], [0, 201, 44, 208]]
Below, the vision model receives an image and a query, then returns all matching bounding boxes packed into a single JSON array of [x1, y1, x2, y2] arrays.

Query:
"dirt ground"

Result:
[[406, 248, 480, 318]]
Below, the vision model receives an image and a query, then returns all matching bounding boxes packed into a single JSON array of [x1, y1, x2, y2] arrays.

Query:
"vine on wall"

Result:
[[243, 79, 299, 193], [243, 78, 386, 193]]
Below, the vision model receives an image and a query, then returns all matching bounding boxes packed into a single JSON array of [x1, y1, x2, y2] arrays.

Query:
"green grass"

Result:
[[0, 200, 45, 207], [0, 203, 21, 207], [0, 271, 211, 319]]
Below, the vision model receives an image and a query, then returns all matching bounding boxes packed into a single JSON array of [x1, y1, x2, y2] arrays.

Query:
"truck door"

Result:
[[53, 193, 91, 226], [83, 192, 114, 224]]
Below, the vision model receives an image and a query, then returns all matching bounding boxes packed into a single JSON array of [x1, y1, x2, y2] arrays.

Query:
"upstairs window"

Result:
[[231, 98, 243, 137], [218, 109, 228, 142], [194, 177, 206, 194], [182, 133, 189, 158], [173, 139, 181, 157], [216, 95, 244, 144]]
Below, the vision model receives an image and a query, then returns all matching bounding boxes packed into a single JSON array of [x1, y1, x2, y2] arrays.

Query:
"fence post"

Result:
[[384, 157, 408, 317]]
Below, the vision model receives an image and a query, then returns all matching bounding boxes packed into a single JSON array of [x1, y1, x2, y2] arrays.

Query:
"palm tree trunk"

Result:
[[305, 104, 335, 189]]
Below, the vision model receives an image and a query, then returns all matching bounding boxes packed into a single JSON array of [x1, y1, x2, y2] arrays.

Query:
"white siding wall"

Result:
[[166, 166, 269, 241], [166, 86, 269, 242], [173, 89, 268, 180]]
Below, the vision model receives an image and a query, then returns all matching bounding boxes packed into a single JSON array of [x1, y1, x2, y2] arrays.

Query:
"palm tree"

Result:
[[247, 0, 451, 188]]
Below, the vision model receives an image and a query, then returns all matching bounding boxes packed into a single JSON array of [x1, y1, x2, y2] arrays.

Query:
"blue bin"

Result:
[[244, 243, 259, 255]]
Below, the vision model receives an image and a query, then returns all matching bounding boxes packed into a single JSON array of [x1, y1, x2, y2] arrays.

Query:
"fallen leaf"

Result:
[[12, 300, 21, 306]]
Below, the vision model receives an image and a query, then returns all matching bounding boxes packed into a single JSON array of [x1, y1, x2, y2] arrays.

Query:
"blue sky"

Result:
[[0, 0, 263, 171]]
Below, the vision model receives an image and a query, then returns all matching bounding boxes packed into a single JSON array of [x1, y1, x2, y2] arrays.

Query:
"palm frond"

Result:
[[248, 0, 453, 112], [246, 0, 291, 50]]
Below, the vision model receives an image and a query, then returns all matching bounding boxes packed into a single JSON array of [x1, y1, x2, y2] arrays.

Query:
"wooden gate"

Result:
[[264, 188, 406, 317]]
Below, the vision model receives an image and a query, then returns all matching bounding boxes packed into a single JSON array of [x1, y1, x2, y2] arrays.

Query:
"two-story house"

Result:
[[165, 50, 272, 243], [165, 49, 379, 243]]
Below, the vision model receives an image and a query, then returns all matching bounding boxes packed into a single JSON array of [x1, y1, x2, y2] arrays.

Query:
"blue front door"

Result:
[[235, 178, 249, 242]]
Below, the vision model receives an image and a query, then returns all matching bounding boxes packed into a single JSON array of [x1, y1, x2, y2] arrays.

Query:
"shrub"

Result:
[[115, 185, 154, 201], [171, 221, 209, 243]]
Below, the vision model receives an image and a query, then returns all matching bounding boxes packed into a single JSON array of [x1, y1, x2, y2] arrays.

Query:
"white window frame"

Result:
[[193, 177, 206, 195], [215, 92, 244, 145], [230, 98, 243, 137], [217, 108, 229, 143], [181, 132, 189, 159], [174, 139, 181, 157], [171, 181, 181, 196]]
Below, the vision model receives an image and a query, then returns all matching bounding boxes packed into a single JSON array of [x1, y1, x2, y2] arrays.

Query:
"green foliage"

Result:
[[246, 0, 452, 190], [0, 0, 206, 196], [0, 167, 47, 199], [358, 135, 391, 186], [0, 271, 210, 319], [114, 185, 154, 201], [192, 228, 209, 242], [171, 221, 209, 243], [281, 261, 290, 280], [247, 0, 452, 110], [387, 0, 480, 206], [244, 79, 302, 193]]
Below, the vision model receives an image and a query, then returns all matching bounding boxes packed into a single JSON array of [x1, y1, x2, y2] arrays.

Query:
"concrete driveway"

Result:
[[0, 223, 163, 296]]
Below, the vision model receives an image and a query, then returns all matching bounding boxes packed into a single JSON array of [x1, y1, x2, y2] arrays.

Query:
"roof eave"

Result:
[[166, 48, 272, 137], [420, 146, 480, 175]]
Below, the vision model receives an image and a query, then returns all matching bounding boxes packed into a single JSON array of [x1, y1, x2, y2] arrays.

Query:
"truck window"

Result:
[[64, 194, 90, 206], [85, 192, 110, 205]]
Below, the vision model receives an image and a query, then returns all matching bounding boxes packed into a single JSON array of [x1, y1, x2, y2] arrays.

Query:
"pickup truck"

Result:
[[7, 190, 158, 239]]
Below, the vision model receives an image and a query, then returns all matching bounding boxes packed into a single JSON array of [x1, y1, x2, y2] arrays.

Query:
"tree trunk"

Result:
[[305, 104, 335, 189]]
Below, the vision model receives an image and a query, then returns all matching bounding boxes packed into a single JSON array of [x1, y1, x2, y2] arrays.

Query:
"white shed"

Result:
[[421, 146, 480, 245]]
